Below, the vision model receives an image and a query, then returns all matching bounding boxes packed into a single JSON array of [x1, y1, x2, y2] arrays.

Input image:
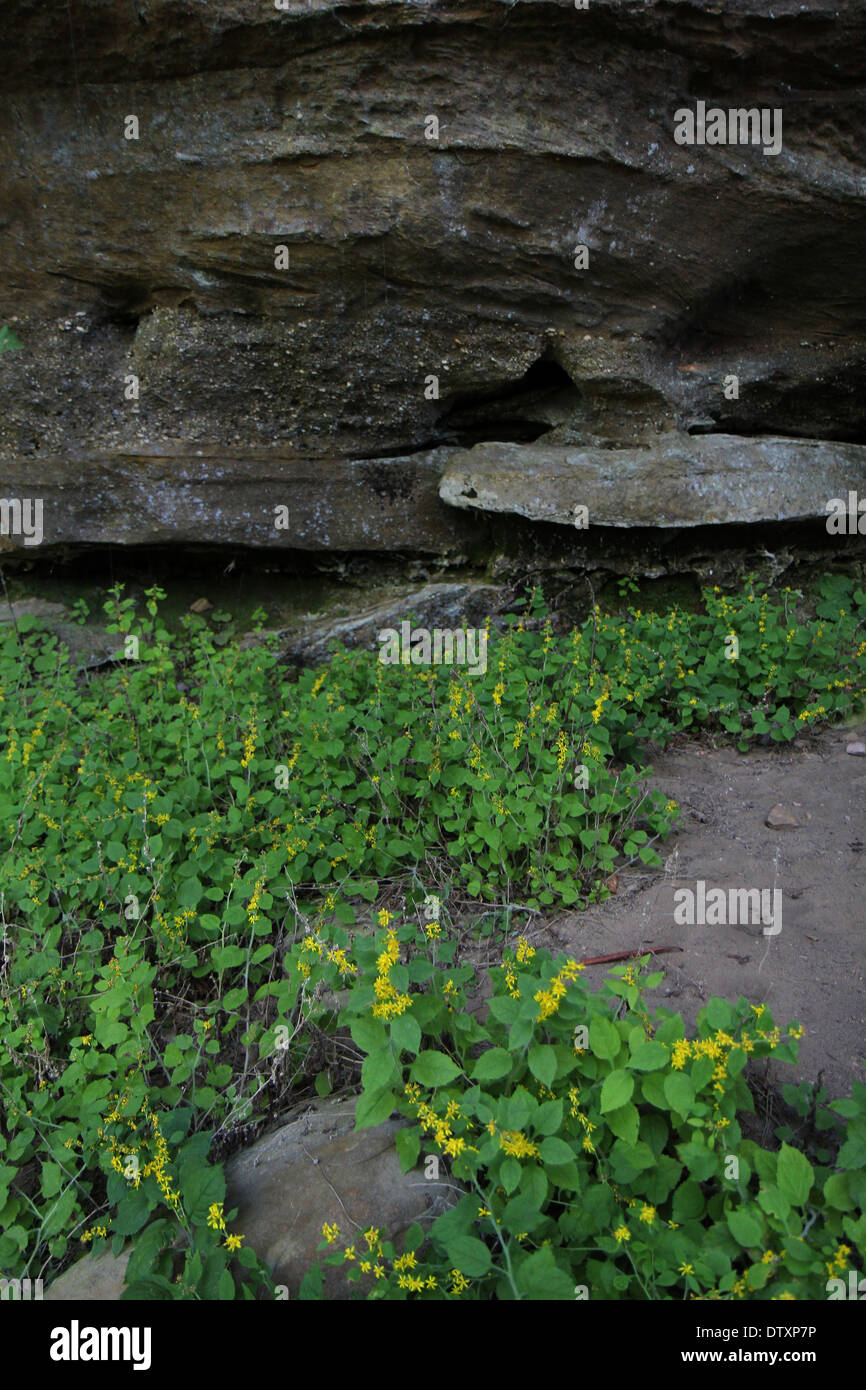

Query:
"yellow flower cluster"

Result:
[[208, 1202, 227, 1231], [99, 1097, 182, 1215], [555, 729, 569, 772], [81, 1225, 109, 1243], [240, 720, 258, 769], [403, 1084, 473, 1159], [372, 928, 411, 1021], [533, 958, 583, 1020], [825, 1243, 852, 1278], [499, 1130, 540, 1160], [300, 932, 358, 979]]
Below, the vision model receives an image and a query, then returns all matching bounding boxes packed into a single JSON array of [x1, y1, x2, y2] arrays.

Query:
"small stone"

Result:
[[765, 804, 802, 829], [189, 597, 213, 613], [845, 741, 866, 756]]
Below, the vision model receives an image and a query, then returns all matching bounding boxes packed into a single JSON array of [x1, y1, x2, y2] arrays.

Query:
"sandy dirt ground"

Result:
[[542, 724, 865, 1107]]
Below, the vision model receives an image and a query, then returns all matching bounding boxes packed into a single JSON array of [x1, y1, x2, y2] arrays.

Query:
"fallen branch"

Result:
[[578, 945, 683, 967]]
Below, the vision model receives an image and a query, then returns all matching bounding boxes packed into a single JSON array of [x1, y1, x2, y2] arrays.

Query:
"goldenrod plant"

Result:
[[301, 924, 865, 1300], [0, 576, 863, 1296]]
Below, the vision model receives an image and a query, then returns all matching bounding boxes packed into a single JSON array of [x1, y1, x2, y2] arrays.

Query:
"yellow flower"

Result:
[[207, 1203, 226, 1231], [678, 1262, 694, 1276], [80, 1035, 92, 1047], [614, 1225, 631, 1243], [322, 1222, 339, 1245], [639, 1204, 655, 1224], [670, 1038, 691, 1070], [224, 1233, 243, 1252], [499, 1130, 540, 1160]]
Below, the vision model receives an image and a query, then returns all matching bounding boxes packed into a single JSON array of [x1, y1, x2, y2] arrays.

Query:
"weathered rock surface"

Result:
[[0, 597, 124, 667], [439, 436, 866, 528], [222, 1096, 455, 1298], [2, 0, 865, 552], [0, 447, 477, 554], [242, 579, 509, 663], [44, 1098, 455, 1301]]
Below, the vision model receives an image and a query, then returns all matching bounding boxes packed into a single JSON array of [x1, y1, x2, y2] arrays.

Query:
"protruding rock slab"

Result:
[[439, 436, 866, 529], [0, 446, 475, 554]]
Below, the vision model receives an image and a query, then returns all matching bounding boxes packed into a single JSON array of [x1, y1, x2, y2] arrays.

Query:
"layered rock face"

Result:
[[1, 0, 865, 555]]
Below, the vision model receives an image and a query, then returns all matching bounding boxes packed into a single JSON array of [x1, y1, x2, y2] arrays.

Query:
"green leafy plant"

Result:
[[0, 575, 863, 1296], [301, 923, 866, 1301]]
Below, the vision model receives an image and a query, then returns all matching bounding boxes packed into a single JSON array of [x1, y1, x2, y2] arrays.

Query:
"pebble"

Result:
[[845, 741, 866, 756], [765, 804, 802, 828]]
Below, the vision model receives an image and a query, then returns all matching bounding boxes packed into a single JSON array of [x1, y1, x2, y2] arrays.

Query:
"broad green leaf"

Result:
[[604, 1102, 639, 1147], [472, 1047, 514, 1082], [629, 1040, 669, 1071], [528, 1043, 556, 1089], [600, 1069, 634, 1113], [726, 1206, 763, 1249], [589, 1015, 621, 1062], [354, 1088, 397, 1130], [445, 1235, 492, 1277], [776, 1142, 814, 1208], [539, 1136, 575, 1166], [390, 1012, 421, 1056], [515, 1246, 574, 1301], [664, 1071, 696, 1116], [395, 1128, 421, 1174], [411, 1051, 461, 1087]]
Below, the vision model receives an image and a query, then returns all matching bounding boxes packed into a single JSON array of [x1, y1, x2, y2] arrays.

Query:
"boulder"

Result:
[[44, 1098, 456, 1301], [242, 579, 509, 663]]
